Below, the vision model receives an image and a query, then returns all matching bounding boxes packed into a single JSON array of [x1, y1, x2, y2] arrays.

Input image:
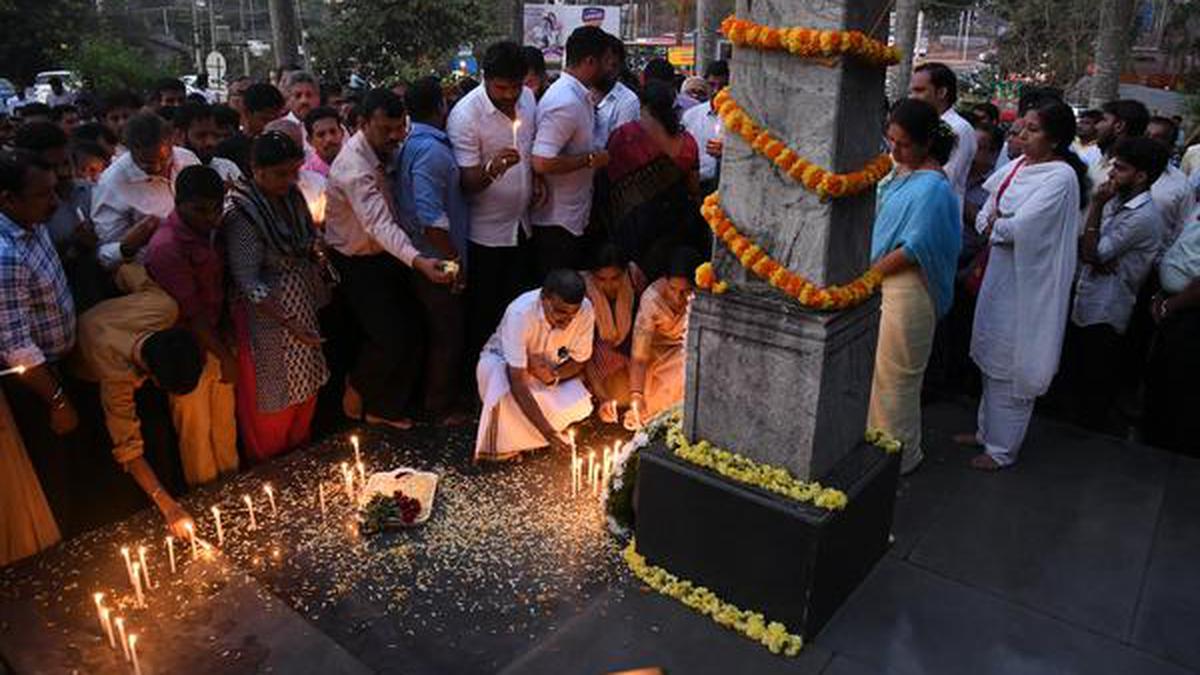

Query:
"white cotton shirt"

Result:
[[484, 288, 595, 369], [207, 156, 242, 183], [446, 84, 536, 248], [324, 130, 421, 265], [971, 160, 1080, 399], [1160, 205, 1200, 293], [1150, 164, 1196, 251], [91, 146, 200, 269], [531, 72, 597, 236], [942, 107, 977, 205], [593, 81, 641, 151], [1071, 191, 1163, 333], [682, 100, 722, 181]]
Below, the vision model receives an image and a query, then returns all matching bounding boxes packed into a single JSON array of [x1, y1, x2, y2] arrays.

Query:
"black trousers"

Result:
[[332, 251, 426, 421], [411, 273, 466, 415], [466, 238, 536, 368], [1143, 307, 1200, 455], [1062, 322, 1124, 434], [531, 224, 585, 281]]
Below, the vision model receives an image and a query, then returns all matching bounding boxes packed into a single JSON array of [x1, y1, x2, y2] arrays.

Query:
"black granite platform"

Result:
[[3, 398, 1199, 675]]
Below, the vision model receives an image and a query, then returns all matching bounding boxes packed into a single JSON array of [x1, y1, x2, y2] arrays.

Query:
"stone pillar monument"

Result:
[[634, 0, 899, 640], [685, 0, 887, 481]]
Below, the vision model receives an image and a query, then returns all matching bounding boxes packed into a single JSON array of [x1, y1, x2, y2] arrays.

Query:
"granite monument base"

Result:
[[633, 438, 899, 639]]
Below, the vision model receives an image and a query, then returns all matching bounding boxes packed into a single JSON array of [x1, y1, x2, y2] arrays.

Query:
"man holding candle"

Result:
[[393, 77, 472, 427], [72, 263, 205, 537], [325, 88, 456, 430], [0, 149, 71, 559], [448, 40, 541, 367], [681, 60, 730, 194], [591, 34, 639, 151], [474, 269, 594, 462], [144, 166, 239, 487]]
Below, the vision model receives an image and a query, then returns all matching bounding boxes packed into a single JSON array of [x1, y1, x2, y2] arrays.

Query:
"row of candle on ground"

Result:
[[92, 593, 145, 674], [571, 444, 620, 497]]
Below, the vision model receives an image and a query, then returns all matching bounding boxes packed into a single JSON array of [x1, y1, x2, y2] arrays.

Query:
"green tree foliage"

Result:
[[989, 0, 1102, 88], [311, 0, 499, 84], [65, 36, 174, 94], [0, 0, 94, 84]]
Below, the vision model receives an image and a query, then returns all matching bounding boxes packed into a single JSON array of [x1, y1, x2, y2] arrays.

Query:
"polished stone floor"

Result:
[[2, 398, 1197, 675]]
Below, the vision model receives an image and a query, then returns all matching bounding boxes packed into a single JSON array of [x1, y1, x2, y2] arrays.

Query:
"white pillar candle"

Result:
[[264, 484, 277, 517], [351, 435, 361, 467], [166, 535, 176, 574], [114, 617, 129, 661], [185, 522, 198, 560], [120, 547, 136, 589], [318, 483, 327, 520], [100, 606, 115, 648], [93, 593, 109, 641], [130, 561, 145, 607], [587, 451, 595, 487], [211, 506, 224, 546], [128, 633, 142, 675], [341, 463, 355, 503], [243, 494, 257, 530], [137, 546, 152, 590], [356, 462, 366, 489]]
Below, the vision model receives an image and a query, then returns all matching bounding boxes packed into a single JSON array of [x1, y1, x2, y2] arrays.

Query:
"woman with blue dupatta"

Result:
[[868, 99, 962, 475]]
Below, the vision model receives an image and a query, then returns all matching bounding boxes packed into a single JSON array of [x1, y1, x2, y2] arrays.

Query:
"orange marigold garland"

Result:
[[694, 262, 729, 295], [713, 89, 893, 200], [720, 16, 900, 68], [701, 193, 882, 310]]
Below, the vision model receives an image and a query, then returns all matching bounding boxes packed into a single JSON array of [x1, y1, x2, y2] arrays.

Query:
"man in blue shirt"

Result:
[[393, 76, 472, 426]]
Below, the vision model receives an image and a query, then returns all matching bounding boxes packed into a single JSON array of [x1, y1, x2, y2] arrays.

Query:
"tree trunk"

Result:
[[695, 0, 733, 71], [267, 0, 302, 69], [1090, 0, 1135, 108], [511, 0, 524, 44], [889, 0, 919, 102]]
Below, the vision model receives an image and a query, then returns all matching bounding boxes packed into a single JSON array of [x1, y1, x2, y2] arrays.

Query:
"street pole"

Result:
[[192, 1, 203, 72], [267, 0, 302, 68], [511, 0, 524, 44]]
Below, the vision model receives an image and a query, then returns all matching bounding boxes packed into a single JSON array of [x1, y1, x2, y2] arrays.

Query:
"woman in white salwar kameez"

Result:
[[962, 101, 1090, 470], [474, 270, 595, 462]]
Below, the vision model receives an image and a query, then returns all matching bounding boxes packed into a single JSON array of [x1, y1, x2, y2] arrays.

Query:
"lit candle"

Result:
[[100, 606, 115, 648], [318, 483, 327, 520], [185, 522, 198, 560], [570, 457, 578, 497], [131, 562, 145, 607], [264, 484, 277, 517], [341, 463, 355, 503], [120, 546, 136, 589], [587, 451, 596, 487], [115, 617, 129, 661], [137, 545, 152, 590], [307, 191, 327, 226], [93, 593, 108, 638], [355, 461, 367, 489], [0, 364, 26, 377], [243, 494, 258, 530], [351, 434, 361, 466], [512, 117, 521, 149], [568, 428, 577, 450], [128, 633, 142, 675], [211, 506, 224, 546], [166, 536, 176, 574]]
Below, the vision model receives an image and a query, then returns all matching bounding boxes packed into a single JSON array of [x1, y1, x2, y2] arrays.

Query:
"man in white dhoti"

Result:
[[962, 101, 1087, 470], [474, 270, 595, 462]]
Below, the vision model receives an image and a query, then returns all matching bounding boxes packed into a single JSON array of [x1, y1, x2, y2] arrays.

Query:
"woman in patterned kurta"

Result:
[[225, 132, 329, 461], [627, 248, 699, 429]]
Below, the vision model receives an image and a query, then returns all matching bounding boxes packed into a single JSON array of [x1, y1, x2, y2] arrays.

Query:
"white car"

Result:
[[33, 70, 78, 104]]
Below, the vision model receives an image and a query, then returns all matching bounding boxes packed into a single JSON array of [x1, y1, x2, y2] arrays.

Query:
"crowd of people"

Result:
[[3, 24, 1200, 568], [0, 27, 722, 565]]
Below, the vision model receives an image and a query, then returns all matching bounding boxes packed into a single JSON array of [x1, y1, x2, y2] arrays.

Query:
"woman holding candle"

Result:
[[627, 248, 700, 429], [581, 243, 646, 424], [226, 132, 330, 460]]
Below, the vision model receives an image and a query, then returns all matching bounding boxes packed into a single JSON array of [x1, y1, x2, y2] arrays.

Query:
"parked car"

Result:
[[33, 70, 79, 103]]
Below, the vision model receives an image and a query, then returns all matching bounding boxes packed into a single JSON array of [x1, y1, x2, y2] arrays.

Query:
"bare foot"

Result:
[[969, 454, 1002, 471], [953, 432, 982, 447], [436, 411, 475, 427], [365, 413, 414, 431], [343, 379, 363, 420]]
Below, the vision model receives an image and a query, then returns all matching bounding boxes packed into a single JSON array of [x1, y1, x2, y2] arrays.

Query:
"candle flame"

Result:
[[264, 484, 273, 495], [307, 192, 327, 225], [94, 592, 104, 606]]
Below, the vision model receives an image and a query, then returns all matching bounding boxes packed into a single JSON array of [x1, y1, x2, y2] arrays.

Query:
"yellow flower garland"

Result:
[[866, 428, 903, 454], [666, 422, 849, 510], [701, 192, 883, 311], [712, 89, 894, 200], [623, 540, 805, 656], [721, 15, 900, 68], [693, 262, 728, 294]]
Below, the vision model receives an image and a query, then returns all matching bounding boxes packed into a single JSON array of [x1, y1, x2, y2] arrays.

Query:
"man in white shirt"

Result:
[[592, 34, 640, 151], [1071, 109, 1104, 172], [282, 72, 320, 152], [682, 59, 730, 191], [1066, 137, 1166, 433], [91, 112, 199, 270], [448, 41, 541, 360], [325, 88, 454, 430], [474, 270, 594, 462], [174, 102, 242, 184], [1147, 115, 1197, 249], [909, 62, 977, 206], [530, 26, 615, 277]]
